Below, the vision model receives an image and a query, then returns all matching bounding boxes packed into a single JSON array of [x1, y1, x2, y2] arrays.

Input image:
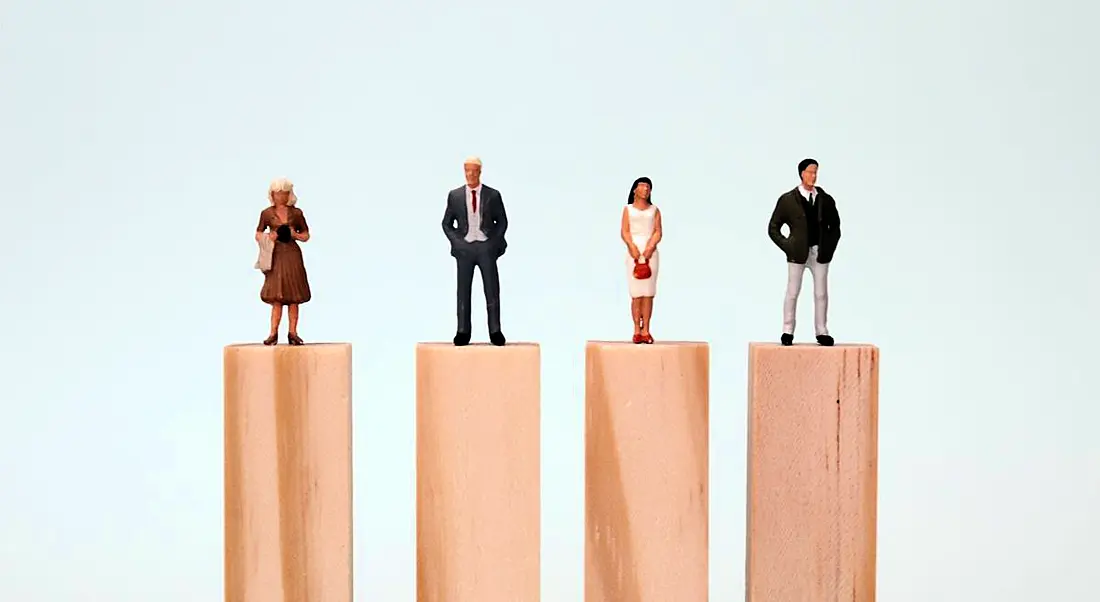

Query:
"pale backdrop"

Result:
[[1, 0, 1097, 600]]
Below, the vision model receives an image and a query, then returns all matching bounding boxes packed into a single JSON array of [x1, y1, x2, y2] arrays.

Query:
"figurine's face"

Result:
[[634, 182, 650, 200], [801, 164, 818, 188], [464, 163, 481, 187], [271, 190, 290, 206]]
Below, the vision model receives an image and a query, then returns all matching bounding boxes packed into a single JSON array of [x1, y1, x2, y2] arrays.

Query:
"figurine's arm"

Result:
[[830, 199, 841, 240], [255, 210, 269, 241], [621, 207, 640, 259], [293, 209, 310, 242], [489, 190, 508, 242], [767, 198, 789, 251], [643, 208, 663, 259], [441, 193, 464, 247]]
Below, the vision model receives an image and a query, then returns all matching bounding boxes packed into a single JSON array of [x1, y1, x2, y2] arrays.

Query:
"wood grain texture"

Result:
[[224, 343, 353, 602], [416, 343, 540, 602], [746, 343, 879, 602], [585, 341, 709, 602]]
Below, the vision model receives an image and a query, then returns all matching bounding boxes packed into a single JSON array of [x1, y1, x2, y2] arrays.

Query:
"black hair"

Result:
[[627, 177, 653, 205], [798, 158, 818, 176]]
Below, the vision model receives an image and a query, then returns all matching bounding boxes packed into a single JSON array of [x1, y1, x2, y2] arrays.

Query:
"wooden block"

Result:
[[746, 343, 879, 602], [416, 343, 540, 602], [223, 343, 353, 602], [585, 341, 709, 602]]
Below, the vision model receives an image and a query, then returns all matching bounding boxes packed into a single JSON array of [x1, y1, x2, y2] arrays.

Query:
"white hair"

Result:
[[463, 156, 482, 166], [268, 177, 298, 206]]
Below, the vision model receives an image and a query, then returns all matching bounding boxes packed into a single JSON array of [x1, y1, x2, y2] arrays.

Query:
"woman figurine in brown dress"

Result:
[[255, 177, 312, 345]]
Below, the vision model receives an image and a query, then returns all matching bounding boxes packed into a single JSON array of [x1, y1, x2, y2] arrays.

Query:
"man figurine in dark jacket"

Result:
[[441, 156, 509, 346], [768, 158, 841, 346]]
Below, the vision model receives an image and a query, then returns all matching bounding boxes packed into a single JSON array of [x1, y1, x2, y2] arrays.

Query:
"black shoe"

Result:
[[489, 331, 506, 346], [816, 334, 834, 346], [780, 333, 794, 346], [453, 331, 471, 346]]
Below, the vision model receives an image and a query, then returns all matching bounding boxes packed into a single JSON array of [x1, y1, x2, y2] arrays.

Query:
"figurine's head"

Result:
[[464, 156, 482, 188], [798, 158, 818, 189], [627, 177, 652, 205], [268, 177, 298, 207]]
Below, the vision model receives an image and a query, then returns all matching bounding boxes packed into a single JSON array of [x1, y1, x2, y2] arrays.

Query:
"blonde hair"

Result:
[[268, 177, 298, 206], [463, 156, 482, 166]]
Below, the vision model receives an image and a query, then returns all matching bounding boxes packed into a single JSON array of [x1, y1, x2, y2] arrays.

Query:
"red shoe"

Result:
[[643, 334, 654, 344], [632, 333, 644, 344]]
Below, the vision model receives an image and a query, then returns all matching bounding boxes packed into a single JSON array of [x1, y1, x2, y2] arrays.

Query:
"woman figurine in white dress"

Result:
[[620, 176, 663, 343]]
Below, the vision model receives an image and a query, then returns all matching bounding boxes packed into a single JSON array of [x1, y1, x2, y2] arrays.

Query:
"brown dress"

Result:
[[256, 206, 312, 305]]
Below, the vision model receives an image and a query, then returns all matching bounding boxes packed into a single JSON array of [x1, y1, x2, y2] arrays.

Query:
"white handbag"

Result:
[[254, 236, 274, 272]]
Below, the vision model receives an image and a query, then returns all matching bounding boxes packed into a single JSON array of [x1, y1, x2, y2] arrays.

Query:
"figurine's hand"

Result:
[[629, 246, 641, 260], [642, 247, 654, 260], [267, 231, 277, 241]]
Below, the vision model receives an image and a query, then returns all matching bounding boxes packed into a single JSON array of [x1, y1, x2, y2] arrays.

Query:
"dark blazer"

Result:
[[441, 184, 509, 258], [768, 186, 841, 264]]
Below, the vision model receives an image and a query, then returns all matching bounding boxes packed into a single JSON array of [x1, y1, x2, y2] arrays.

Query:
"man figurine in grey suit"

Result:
[[441, 156, 508, 346], [768, 158, 841, 347]]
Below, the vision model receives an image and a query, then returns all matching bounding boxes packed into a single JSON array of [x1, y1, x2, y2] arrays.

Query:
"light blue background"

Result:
[[2, 0, 1097, 599]]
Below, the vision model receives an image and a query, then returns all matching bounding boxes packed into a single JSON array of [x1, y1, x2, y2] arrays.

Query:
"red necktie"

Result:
[[471, 189, 477, 213]]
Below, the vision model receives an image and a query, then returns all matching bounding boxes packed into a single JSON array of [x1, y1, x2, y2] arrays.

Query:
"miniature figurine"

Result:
[[254, 177, 312, 345], [767, 158, 841, 346], [441, 156, 508, 346], [621, 177, 663, 343]]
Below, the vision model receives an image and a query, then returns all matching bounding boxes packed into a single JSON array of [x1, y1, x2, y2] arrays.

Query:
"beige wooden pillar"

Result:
[[223, 343, 353, 602], [416, 343, 540, 602], [746, 343, 879, 602], [584, 341, 709, 602]]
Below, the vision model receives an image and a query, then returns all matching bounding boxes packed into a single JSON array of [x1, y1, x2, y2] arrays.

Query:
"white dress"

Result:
[[625, 203, 659, 298]]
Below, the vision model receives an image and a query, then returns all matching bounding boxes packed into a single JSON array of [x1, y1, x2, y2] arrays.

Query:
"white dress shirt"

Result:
[[464, 184, 488, 243]]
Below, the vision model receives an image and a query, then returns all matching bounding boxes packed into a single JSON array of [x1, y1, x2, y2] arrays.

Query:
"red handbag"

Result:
[[633, 259, 652, 279]]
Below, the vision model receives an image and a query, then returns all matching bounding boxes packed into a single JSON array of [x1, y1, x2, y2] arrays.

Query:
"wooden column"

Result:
[[585, 341, 709, 602], [416, 343, 540, 602], [746, 343, 879, 602], [223, 343, 353, 602]]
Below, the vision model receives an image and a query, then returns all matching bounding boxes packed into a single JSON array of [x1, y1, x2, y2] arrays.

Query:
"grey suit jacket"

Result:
[[441, 184, 509, 258]]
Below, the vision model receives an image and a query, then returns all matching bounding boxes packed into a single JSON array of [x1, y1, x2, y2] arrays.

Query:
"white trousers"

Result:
[[783, 245, 830, 336]]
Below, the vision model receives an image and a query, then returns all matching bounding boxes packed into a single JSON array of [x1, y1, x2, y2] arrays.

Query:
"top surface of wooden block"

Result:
[[587, 340, 709, 348], [749, 342, 878, 352], [416, 343, 541, 367], [225, 342, 351, 349], [416, 342, 540, 348]]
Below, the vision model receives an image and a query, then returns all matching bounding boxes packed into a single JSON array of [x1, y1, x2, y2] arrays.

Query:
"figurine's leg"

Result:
[[783, 263, 806, 336], [264, 303, 283, 345], [631, 298, 643, 335], [478, 252, 502, 335], [288, 304, 301, 336], [809, 251, 830, 337], [640, 297, 654, 336], [455, 256, 476, 335], [270, 303, 283, 335]]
